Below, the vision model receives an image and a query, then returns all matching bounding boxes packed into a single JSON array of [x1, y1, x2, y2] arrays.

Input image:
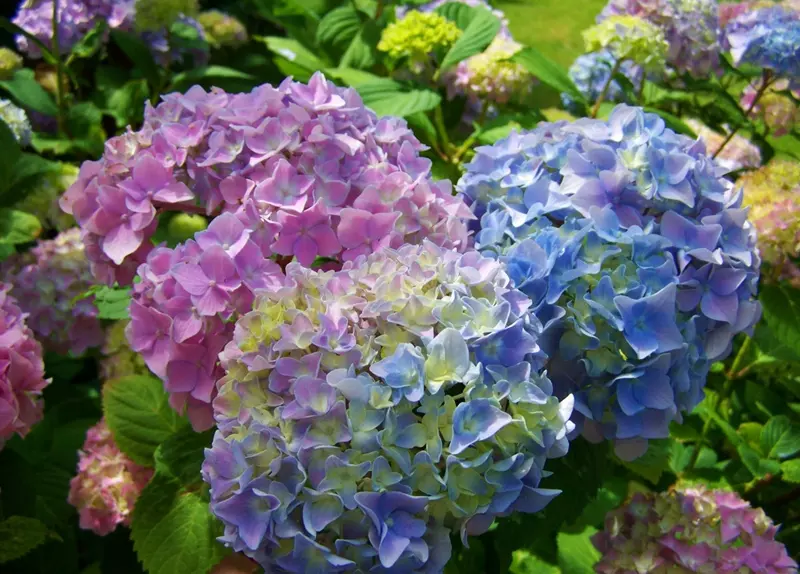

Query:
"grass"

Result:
[[496, 0, 607, 67]]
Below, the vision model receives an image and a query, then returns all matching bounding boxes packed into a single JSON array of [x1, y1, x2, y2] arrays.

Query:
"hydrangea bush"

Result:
[[593, 485, 798, 573], [563, 49, 644, 112], [68, 419, 153, 535], [0, 284, 50, 449], [2, 229, 103, 356], [457, 105, 761, 457], [725, 5, 800, 81], [203, 242, 574, 572]]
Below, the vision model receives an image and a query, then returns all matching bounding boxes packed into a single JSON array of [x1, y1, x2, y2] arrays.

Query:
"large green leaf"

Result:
[[78, 285, 132, 320], [615, 439, 672, 485], [557, 527, 600, 574], [438, 8, 500, 71], [435, 2, 478, 30], [131, 474, 228, 574], [357, 81, 441, 117], [110, 30, 162, 89], [258, 36, 326, 74], [782, 459, 800, 483], [760, 284, 800, 355], [0, 516, 50, 564], [340, 21, 380, 69], [103, 375, 188, 466], [513, 47, 583, 102], [737, 444, 782, 478], [0, 69, 58, 116], [0, 209, 42, 245], [761, 415, 800, 460], [153, 427, 215, 487], [316, 6, 361, 47]]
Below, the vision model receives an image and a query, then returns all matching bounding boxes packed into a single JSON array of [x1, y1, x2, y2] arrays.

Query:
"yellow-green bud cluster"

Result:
[[0, 48, 23, 81], [454, 37, 532, 104], [100, 321, 150, 382], [378, 11, 461, 71], [16, 163, 79, 231], [584, 15, 668, 70], [197, 10, 248, 48]]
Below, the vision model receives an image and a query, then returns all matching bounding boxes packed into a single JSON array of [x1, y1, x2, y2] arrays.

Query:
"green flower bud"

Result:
[[197, 10, 248, 49], [583, 15, 668, 70], [167, 213, 208, 242], [378, 11, 461, 72], [0, 48, 23, 81]]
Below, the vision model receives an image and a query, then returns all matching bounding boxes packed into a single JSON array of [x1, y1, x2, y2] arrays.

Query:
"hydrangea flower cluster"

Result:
[[725, 5, 800, 81], [448, 37, 533, 106], [592, 485, 798, 573], [101, 321, 150, 381], [584, 15, 668, 71], [739, 159, 800, 284], [63, 73, 470, 286], [0, 284, 49, 449], [139, 14, 209, 67], [15, 162, 79, 231], [741, 78, 799, 137], [204, 242, 575, 572], [198, 10, 248, 49], [0, 98, 32, 146], [685, 119, 762, 172], [12, 0, 132, 58], [377, 11, 462, 72], [68, 419, 153, 536], [112, 74, 471, 428], [599, 0, 723, 77], [0, 47, 22, 80], [719, 2, 753, 28], [562, 49, 644, 112], [3, 229, 103, 355], [397, 0, 510, 36], [457, 105, 761, 457]]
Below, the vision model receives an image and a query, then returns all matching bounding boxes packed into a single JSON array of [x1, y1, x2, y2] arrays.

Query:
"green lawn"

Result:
[[497, 0, 607, 67]]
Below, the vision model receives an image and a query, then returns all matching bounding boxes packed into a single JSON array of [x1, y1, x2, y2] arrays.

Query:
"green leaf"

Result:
[[781, 459, 800, 483], [103, 375, 188, 466], [110, 30, 162, 88], [316, 6, 361, 47], [340, 22, 379, 69], [326, 67, 382, 87], [83, 285, 132, 320], [356, 82, 441, 117], [760, 284, 800, 356], [435, 2, 478, 30], [70, 20, 108, 59], [0, 516, 50, 564], [438, 8, 500, 71], [0, 209, 42, 245], [513, 46, 583, 102], [761, 415, 800, 459], [168, 66, 257, 93], [669, 441, 693, 474], [131, 474, 228, 574], [557, 526, 600, 574], [737, 444, 782, 478], [154, 427, 214, 487], [105, 80, 150, 128], [616, 439, 672, 484], [0, 69, 58, 116], [258, 36, 326, 73], [510, 550, 561, 574]]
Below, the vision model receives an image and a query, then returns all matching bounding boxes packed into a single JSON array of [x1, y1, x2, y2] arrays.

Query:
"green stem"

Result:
[[433, 105, 453, 157], [591, 59, 622, 118], [713, 70, 772, 160], [51, 0, 68, 137], [451, 106, 489, 163]]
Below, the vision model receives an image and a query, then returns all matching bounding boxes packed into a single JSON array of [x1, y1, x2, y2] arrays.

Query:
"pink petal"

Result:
[[195, 287, 229, 315], [293, 235, 319, 266], [337, 208, 373, 248], [102, 224, 143, 265], [133, 155, 171, 191], [309, 225, 342, 258], [154, 182, 194, 204], [199, 246, 237, 283], [171, 263, 210, 297]]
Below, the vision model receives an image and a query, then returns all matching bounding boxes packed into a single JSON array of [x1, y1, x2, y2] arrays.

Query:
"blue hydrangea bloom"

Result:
[[203, 243, 575, 573], [562, 50, 644, 113], [726, 6, 800, 81], [457, 105, 761, 458]]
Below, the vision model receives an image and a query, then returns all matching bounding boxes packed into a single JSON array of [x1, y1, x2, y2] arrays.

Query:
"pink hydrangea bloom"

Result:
[[0, 284, 50, 449], [62, 72, 471, 286], [2, 229, 104, 355], [68, 419, 153, 536], [117, 73, 472, 430], [593, 484, 798, 573]]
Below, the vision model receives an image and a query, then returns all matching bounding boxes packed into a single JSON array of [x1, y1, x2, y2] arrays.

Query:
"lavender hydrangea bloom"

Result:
[[562, 50, 644, 112], [457, 105, 761, 458], [203, 242, 574, 573], [2, 229, 104, 355], [725, 6, 800, 80], [599, 0, 723, 77]]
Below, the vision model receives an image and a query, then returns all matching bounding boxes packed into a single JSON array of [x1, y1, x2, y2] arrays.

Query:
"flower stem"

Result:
[[712, 70, 772, 160], [433, 104, 453, 157], [591, 59, 622, 118]]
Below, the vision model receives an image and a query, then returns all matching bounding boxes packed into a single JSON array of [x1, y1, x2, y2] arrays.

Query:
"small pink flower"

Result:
[[272, 201, 341, 266], [337, 208, 400, 261]]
